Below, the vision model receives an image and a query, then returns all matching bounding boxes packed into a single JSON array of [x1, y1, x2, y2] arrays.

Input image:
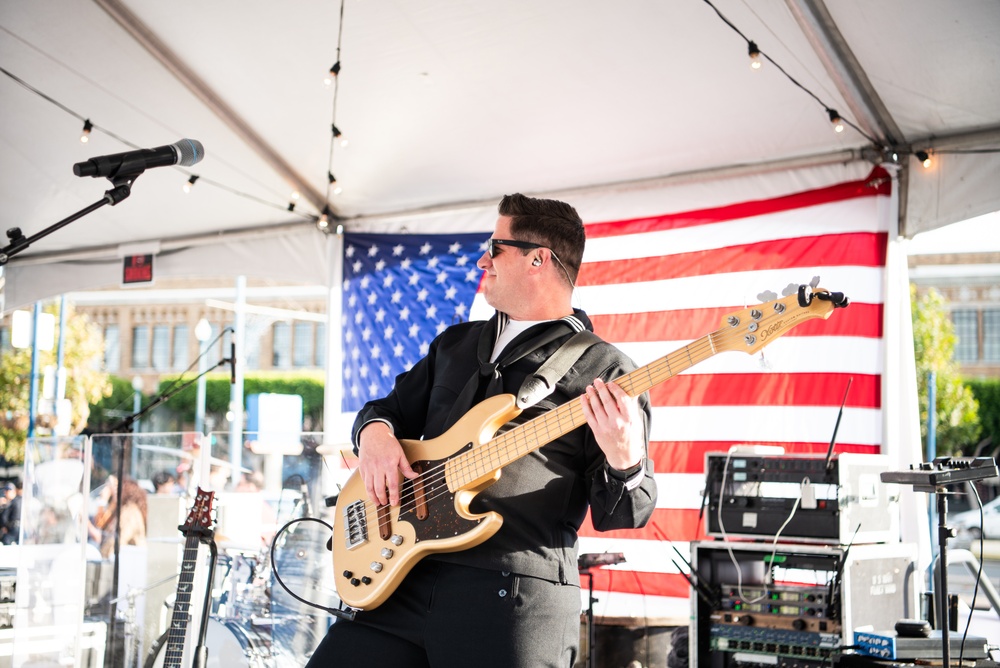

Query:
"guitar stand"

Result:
[[192, 534, 218, 668]]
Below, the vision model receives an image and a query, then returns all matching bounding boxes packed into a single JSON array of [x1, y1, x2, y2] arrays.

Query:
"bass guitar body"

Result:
[[332, 394, 522, 611]]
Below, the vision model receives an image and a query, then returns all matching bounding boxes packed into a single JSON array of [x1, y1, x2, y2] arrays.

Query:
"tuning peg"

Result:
[[756, 290, 779, 302]]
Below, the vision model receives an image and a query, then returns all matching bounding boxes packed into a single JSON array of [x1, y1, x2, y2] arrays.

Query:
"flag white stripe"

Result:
[[649, 405, 882, 445], [583, 591, 691, 622], [583, 197, 888, 263], [576, 266, 883, 314], [651, 474, 705, 509], [577, 537, 691, 574], [616, 336, 883, 375]]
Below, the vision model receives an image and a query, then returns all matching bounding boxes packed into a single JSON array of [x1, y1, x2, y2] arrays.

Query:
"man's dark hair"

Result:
[[498, 193, 585, 286]]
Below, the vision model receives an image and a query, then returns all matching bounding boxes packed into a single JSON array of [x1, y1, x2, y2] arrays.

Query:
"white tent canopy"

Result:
[[1, 0, 999, 309]]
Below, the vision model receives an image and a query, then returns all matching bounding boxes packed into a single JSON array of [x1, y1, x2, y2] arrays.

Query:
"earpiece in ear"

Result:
[[532, 258, 542, 266]]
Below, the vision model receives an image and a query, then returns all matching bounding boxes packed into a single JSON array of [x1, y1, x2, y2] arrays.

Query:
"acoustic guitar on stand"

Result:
[[332, 284, 849, 610]]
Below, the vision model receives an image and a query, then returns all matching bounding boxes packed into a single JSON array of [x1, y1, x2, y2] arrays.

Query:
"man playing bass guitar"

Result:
[[307, 193, 657, 668]]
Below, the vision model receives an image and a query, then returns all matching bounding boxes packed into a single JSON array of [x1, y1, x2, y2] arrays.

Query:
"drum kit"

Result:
[[142, 524, 339, 668]]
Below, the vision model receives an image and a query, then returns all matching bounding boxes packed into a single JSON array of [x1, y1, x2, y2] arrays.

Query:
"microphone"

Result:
[[73, 139, 204, 179], [229, 343, 236, 385]]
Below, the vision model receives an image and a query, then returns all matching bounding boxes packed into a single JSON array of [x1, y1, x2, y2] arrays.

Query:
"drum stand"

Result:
[[108, 573, 178, 668]]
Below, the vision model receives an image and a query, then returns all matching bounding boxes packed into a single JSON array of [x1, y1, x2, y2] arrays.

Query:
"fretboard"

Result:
[[160, 533, 200, 668], [446, 330, 721, 487]]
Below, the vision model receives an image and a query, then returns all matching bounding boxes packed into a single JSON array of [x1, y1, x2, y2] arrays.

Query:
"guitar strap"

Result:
[[515, 330, 601, 409], [445, 315, 595, 427]]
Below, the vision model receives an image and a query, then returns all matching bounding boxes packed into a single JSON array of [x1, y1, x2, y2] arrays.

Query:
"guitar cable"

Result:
[[269, 517, 357, 621]]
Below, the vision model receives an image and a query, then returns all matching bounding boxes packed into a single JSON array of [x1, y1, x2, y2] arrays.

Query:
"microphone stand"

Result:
[[0, 173, 136, 265], [103, 351, 233, 667]]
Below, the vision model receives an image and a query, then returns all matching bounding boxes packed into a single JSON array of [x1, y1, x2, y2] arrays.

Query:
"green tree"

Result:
[[0, 303, 110, 463], [911, 285, 980, 455]]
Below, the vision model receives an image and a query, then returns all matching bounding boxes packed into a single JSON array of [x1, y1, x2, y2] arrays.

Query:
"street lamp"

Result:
[[195, 318, 212, 435], [131, 375, 143, 434]]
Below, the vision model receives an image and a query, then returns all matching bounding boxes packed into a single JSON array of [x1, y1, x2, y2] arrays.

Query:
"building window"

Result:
[[245, 329, 260, 370], [172, 325, 189, 370], [273, 322, 291, 368], [152, 325, 170, 371], [0, 326, 9, 352], [984, 309, 1000, 362], [293, 322, 314, 367], [104, 325, 120, 372], [315, 323, 326, 367], [132, 325, 150, 369], [952, 310, 978, 363]]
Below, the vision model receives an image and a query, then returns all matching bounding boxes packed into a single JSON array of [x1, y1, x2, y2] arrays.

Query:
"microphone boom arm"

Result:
[[0, 176, 133, 265]]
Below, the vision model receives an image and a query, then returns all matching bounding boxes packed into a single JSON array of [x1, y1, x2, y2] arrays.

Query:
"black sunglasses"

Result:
[[486, 238, 544, 257]]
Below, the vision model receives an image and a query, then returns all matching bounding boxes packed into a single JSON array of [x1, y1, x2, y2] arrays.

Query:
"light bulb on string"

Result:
[[323, 61, 341, 87], [80, 119, 93, 143], [915, 150, 932, 169], [827, 109, 844, 133], [183, 175, 199, 193], [291, 190, 301, 201], [318, 206, 331, 231], [748, 41, 762, 71], [332, 124, 348, 148], [333, 186, 343, 195]]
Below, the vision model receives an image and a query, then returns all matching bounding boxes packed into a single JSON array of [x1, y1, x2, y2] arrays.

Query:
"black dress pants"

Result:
[[305, 560, 580, 667]]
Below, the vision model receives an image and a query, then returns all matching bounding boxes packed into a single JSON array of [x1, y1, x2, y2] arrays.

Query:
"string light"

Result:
[[2, 62, 322, 220], [80, 119, 93, 143], [291, 190, 301, 201], [328, 171, 337, 185], [287, 202, 296, 212], [700, 0, 878, 144], [748, 41, 762, 71], [915, 150, 932, 169], [827, 109, 845, 133], [324, 61, 341, 87], [332, 123, 348, 148], [318, 205, 331, 231]]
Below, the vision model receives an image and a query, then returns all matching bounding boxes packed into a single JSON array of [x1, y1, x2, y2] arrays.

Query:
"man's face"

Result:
[[477, 216, 535, 316]]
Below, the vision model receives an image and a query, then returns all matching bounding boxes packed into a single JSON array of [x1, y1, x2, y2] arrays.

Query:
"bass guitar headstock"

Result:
[[713, 284, 849, 356]]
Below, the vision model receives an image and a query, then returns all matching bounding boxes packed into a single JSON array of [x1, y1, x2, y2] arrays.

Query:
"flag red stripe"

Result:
[[587, 570, 692, 599], [646, 373, 881, 409], [591, 302, 883, 341], [649, 441, 880, 474], [579, 232, 887, 286], [585, 167, 891, 238], [579, 508, 707, 542]]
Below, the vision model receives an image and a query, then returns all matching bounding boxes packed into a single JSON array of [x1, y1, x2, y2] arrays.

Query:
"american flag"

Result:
[[341, 168, 891, 618], [341, 232, 490, 411]]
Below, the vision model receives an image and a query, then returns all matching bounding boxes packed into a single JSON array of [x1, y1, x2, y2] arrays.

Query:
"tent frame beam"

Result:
[[93, 0, 326, 213], [786, 0, 904, 147]]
